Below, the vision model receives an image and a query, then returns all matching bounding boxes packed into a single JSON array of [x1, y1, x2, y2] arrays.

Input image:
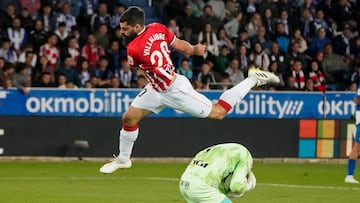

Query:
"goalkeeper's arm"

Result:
[[228, 165, 256, 195]]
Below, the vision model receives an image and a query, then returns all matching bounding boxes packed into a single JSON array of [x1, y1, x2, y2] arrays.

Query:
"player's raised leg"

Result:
[[208, 67, 280, 119]]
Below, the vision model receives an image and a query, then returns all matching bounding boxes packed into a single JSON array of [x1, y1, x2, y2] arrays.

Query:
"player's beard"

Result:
[[122, 31, 138, 47]]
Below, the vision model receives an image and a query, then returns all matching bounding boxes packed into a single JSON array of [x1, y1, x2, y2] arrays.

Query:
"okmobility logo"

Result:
[[25, 92, 133, 114], [21, 91, 355, 118]]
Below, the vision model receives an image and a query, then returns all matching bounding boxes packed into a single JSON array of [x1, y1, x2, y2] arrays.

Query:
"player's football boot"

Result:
[[248, 67, 280, 86], [100, 155, 132, 174], [345, 176, 359, 184]]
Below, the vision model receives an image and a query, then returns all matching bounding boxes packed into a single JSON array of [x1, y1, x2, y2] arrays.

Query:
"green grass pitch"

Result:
[[0, 160, 359, 203]]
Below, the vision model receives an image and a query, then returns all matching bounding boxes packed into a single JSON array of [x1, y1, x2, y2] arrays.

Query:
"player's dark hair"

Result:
[[120, 6, 145, 26]]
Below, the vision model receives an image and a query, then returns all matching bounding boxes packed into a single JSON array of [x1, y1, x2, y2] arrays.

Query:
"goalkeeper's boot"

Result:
[[248, 67, 280, 86], [100, 155, 132, 174], [345, 175, 359, 184]]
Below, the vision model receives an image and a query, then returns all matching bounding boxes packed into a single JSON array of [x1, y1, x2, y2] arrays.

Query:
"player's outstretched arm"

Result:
[[171, 38, 206, 58]]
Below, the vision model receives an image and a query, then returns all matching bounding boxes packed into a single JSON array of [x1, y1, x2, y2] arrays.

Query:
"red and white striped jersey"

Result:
[[40, 43, 59, 68], [127, 23, 176, 92]]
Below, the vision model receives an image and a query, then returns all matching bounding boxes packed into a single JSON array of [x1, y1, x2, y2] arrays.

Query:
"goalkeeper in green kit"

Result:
[[179, 143, 256, 203]]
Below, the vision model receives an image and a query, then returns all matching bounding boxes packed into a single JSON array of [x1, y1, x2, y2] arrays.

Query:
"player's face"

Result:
[[120, 22, 138, 46]]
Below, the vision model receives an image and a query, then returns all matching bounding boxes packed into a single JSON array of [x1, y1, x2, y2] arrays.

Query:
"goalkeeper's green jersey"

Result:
[[183, 143, 253, 194]]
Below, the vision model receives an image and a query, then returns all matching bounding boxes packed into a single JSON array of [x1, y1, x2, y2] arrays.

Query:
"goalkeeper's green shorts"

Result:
[[179, 173, 231, 203]]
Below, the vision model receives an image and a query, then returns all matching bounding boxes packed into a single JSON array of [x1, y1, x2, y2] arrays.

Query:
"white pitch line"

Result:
[[0, 176, 359, 191]]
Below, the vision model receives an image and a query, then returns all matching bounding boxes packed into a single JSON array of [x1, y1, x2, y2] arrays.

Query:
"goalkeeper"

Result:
[[179, 143, 256, 203]]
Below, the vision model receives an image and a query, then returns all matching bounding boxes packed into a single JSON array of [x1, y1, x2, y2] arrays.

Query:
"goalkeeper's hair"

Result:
[[120, 6, 145, 26]]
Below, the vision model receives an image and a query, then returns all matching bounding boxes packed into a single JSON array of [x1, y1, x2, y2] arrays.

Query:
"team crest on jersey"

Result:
[[128, 55, 134, 66]]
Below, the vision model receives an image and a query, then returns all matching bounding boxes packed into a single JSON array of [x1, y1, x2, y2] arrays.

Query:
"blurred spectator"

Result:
[[13, 62, 31, 94], [308, 60, 326, 92], [250, 25, 271, 54], [39, 33, 59, 69], [61, 36, 79, 63], [56, 2, 76, 32], [188, 0, 205, 18], [207, 0, 226, 21], [287, 58, 306, 90], [290, 28, 308, 54], [78, 0, 99, 28], [262, 8, 276, 39], [54, 22, 69, 49], [88, 75, 99, 88], [38, 3, 57, 32], [58, 55, 81, 87], [81, 33, 105, 69], [30, 19, 49, 52], [95, 23, 110, 49], [308, 27, 331, 57], [0, 1, 20, 14], [90, 2, 111, 32], [77, 58, 91, 86], [283, 75, 299, 91], [268, 42, 288, 74], [167, 19, 181, 38], [273, 22, 290, 54], [115, 58, 136, 88], [197, 62, 216, 89], [0, 57, 6, 86], [234, 30, 251, 51], [295, 8, 313, 42], [236, 44, 249, 74], [83, 80, 93, 89], [268, 61, 285, 87], [278, 10, 292, 36], [244, 0, 259, 19], [350, 36, 360, 63], [2, 62, 16, 87], [33, 55, 53, 83], [176, 58, 193, 81], [322, 43, 350, 90], [346, 81, 357, 92], [333, 0, 359, 29], [111, 4, 126, 29], [22, 50, 36, 78], [176, 4, 200, 44], [57, 73, 67, 88], [249, 42, 270, 71], [0, 39, 18, 63], [245, 13, 262, 38], [20, 7, 34, 31], [310, 9, 330, 37], [224, 58, 244, 86], [225, 0, 243, 17], [286, 41, 308, 68], [33, 71, 56, 87], [198, 23, 219, 56], [215, 72, 232, 90], [136, 74, 148, 89], [199, 5, 222, 32], [224, 11, 244, 41], [260, 0, 278, 18], [217, 28, 234, 53], [93, 56, 112, 88], [1, 4, 17, 30], [332, 24, 353, 57], [299, 0, 316, 18], [214, 45, 229, 73], [304, 78, 315, 91], [109, 76, 122, 88], [5, 17, 28, 54], [350, 64, 360, 85], [106, 40, 122, 71]]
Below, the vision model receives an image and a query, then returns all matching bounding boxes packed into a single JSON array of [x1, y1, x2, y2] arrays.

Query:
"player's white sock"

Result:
[[118, 126, 139, 163], [218, 76, 257, 111]]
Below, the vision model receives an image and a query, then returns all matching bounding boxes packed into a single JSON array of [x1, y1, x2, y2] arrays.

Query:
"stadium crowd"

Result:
[[0, 0, 360, 92]]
